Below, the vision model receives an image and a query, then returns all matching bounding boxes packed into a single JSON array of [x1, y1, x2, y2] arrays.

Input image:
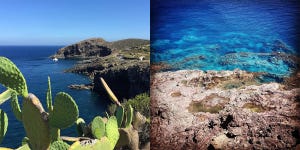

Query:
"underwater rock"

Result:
[[68, 84, 93, 90], [151, 70, 300, 150]]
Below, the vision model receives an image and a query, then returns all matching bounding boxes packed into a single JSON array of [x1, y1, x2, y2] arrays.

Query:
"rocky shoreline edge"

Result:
[[151, 69, 300, 149], [51, 38, 150, 99]]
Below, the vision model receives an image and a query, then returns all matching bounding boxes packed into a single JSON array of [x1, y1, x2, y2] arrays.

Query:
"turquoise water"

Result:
[[151, 0, 299, 77], [0, 46, 110, 148]]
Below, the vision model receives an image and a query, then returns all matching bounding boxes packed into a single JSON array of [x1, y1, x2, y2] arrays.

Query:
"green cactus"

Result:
[[21, 137, 29, 146], [49, 92, 79, 129], [91, 116, 106, 139], [106, 116, 120, 148], [125, 104, 133, 128], [0, 57, 28, 97], [46, 76, 53, 112], [0, 109, 8, 144], [17, 144, 31, 150], [50, 127, 60, 142], [69, 138, 113, 150], [0, 90, 13, 105], [50, 140, 70, 150], [22, 94, 51, 150], [10, 92, 22, 121], [116, 106, 124, 127]]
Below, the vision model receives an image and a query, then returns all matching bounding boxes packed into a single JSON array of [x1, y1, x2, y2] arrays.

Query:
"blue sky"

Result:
[[0, 0, 149, 45]]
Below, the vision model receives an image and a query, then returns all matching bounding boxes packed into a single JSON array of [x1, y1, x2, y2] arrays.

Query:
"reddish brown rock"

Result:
[[151, 70, 300, 150]]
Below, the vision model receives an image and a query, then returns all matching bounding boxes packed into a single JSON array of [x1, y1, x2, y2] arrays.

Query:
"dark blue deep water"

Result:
[[151, 0, 300, 77], [0, 46, 110, 148]]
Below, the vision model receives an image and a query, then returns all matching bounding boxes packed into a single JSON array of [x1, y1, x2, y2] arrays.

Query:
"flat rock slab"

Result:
[[151, 70, 300, 149]]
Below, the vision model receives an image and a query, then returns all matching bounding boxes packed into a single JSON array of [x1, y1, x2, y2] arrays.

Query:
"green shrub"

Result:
[[123, 93, 150, 118]]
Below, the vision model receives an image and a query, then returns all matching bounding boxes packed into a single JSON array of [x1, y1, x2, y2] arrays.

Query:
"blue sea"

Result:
[[0, 46, 110, 148], [151, 0, 300, 77]]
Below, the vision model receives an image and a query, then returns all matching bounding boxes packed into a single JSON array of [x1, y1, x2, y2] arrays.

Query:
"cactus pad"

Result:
[[116, 106, 124, 127], [105, 116, 119, 148], [22, 94, 51, 150], [21, 137, 29, 146], [0, 90, 13, 105], [46, 76, 53, 112], [91, 116, 105, 139], [0, 109, 8, 144], [10, 92, 22, 121], [69, 138, 113, 150], [125, 105, 133, 128], [50, 127, 60, 141], [0, 57, 28, 97], [17, 144, 31, 150], [49, 92, 79, 129], [50, 140, 70, 150]]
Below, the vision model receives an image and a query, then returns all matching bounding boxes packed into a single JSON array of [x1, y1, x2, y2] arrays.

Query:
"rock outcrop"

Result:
[[151, 70, 300, 149], [93, 61, 149, 99], [53, 38, 150, 99], [51, 38, 149, 59]]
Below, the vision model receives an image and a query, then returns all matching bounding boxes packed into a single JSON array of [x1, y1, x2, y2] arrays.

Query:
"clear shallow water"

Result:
[[151, 0, 300, 77], [0, 46, 110, 148]]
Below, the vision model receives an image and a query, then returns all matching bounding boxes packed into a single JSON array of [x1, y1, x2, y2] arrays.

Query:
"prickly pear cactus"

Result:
[[17, 144, 31, 150], [0, 57, 28, 97], [116, 106, 124, 127], [50, 127, 60, 141], [10, 92, 22, 121], [125, 105, 133, 128], [21, 137, 29, 146], [49, 92, 79, 129], [105, 116, 119, 148], [22, 94, 50, 150], [69, 138, 113, 150], [0, 109, 8, 144], [50, 140, 70, 150], [0, 90, 13, 105], [91, 116, 105, 139]]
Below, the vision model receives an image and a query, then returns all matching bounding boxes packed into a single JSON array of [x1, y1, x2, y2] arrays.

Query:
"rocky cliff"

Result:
[[151, 69, 300, 149], [52, 38, 150, 99], [51, 38, 149, 59]]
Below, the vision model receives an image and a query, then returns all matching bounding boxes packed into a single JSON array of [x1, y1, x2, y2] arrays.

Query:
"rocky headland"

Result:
[[151, 69, 300, 149], [52, 38, 150, 99]]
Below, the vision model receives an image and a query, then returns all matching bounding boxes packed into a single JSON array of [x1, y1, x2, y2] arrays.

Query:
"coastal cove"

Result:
[[0, 46, 110, 148]]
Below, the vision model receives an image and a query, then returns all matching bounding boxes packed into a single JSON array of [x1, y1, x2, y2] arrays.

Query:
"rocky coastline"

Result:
[[151, 69, 300, 149], [52, 38, 150, 99]]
